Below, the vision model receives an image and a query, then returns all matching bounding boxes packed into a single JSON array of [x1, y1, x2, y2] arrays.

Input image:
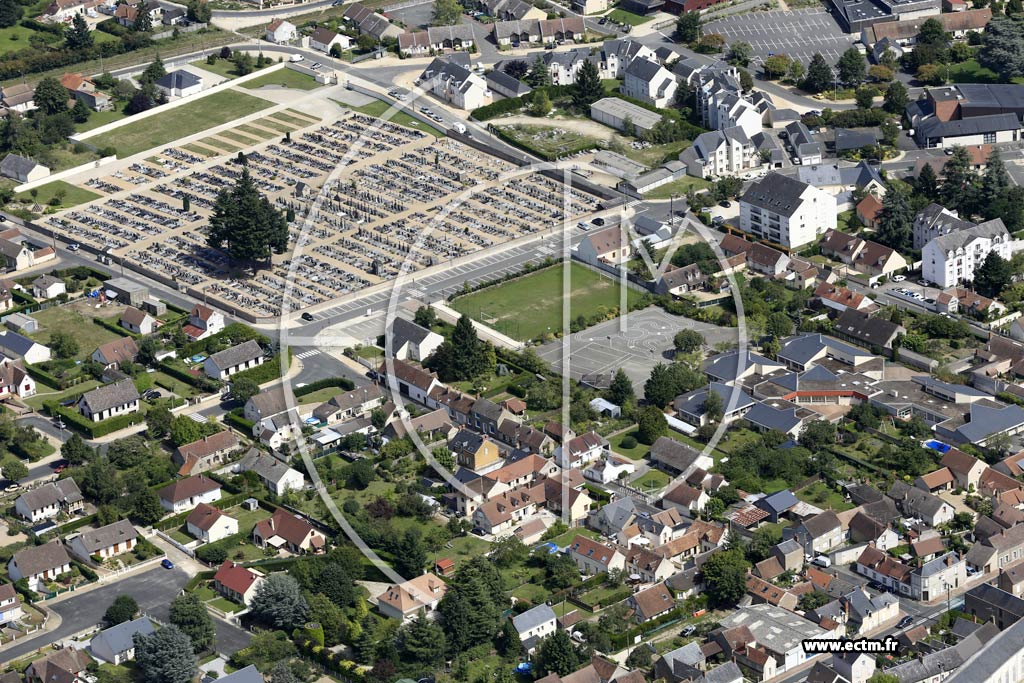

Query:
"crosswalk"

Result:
[[295, 349, 321, 360]]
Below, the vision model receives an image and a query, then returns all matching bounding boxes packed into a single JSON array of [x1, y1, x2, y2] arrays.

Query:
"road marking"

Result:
[[296, 349, 322, 359]]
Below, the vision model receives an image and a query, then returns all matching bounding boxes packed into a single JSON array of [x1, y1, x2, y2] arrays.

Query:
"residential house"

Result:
[[119, 306, 156, 335], [252, 508, 326, 553], [621, 58, 678, 109], [8, 540, 72, 591], [0, 84, 34, 114], [754, 489, 799, 524], [389, 317, 443, 362], [998, 564, 1024, 597], [814, 282, 875, 314], [310, 26, 351, 53], [312, 385, 384, 425], [0, 583, 19, 627], [848, 511, 899, 550], [91, 337, 139, 370], [787, 510, 844, 555], [183, 304, 224, 341], [42, 0, 100, 22], [569, 535, 626, 575], [377, 572, 449, 621], [186, 503, 239, 543], [820, 229, 908, 277], [213, 560, 265, 606], [911, 552, 967, 602], [513, 603, 557, 652], [174, 430, 239, 477], [941, 449, 988, 490], [472, 483, 545, 534], [784, 121, 824, 165], [720, 604, 833, 673], [265, 18, 297, 43], [449, 429, 502, 473], [889, 481, 955, 527], [739, 172, 838, 249], [157, 475, 221, 513], [67, 519, 137, 561], [235, 449, 305, 495], [377, 359, 443, 405], [417, 57, 489, 110], [31, 275, 64, 300], [746, 573, 799, 611], [0, 154, 48, 183], [628, 581, 675, 622], [857, 194, 883, 230], [965, 522, 1024, 574], [89, 617, 155, 665], [245, 389, 302, 449], [78, 379, 140, 422], [14, 479, 83, 522], [661, 483, 709, 517], [24, 648, 92, 683], [60, 73, 112, 112], [628, 546, 676, 583], [343, 2, 402, 40], [204, 339, 265, 380], [649, 436, 713, 477], [554, 431, 607, 469], [773, 539, 806, 572]]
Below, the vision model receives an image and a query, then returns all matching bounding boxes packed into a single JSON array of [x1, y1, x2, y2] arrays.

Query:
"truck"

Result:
[[289, 54, 304, 62], [452, 122, 467, 135]]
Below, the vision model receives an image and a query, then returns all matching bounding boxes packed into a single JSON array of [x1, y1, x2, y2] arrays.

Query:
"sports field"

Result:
[[88, 89, 272, 158], [451, 263, 641, 341]]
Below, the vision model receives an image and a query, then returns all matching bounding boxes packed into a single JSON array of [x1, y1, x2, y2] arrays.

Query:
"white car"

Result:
[[892, 274, 906, 282]]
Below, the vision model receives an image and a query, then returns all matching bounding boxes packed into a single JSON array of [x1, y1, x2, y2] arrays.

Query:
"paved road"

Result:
[[0, 565, 251, 663]]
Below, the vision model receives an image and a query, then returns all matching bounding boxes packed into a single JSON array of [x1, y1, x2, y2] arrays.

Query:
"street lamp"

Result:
[[830, 66, 840, 103]]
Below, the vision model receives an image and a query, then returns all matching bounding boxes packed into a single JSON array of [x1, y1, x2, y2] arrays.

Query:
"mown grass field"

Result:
[[451, 263, 641, 341]]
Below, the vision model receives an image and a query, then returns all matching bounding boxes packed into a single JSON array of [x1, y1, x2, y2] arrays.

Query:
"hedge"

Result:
[[179, 323, 269, 359], [26, 364, 63, 390], [294, 377, 355, 398], [11, 290, 36, 306], [45, 402, 145, 438], [578, 585, 631, 609], [158, 360, 221, 391], [225, 411, 255, 433], [230, 354, 285, 385]]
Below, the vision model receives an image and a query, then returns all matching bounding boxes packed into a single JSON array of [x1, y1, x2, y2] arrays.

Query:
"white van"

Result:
[[812, 555, 831, 568]]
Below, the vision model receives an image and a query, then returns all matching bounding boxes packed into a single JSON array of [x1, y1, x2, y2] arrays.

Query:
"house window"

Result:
[[984, 132, 996, 144]]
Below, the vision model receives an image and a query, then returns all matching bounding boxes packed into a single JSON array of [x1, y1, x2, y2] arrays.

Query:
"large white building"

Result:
[[739, 172, 837, 249], [418, 57, 490, 111], [621, 58, 678, 109], [922, 218, 1009, 287], [680, 126, 761, 178]]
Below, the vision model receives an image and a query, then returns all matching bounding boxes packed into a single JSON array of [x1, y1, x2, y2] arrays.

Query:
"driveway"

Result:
[[0, 565, 251, 663]]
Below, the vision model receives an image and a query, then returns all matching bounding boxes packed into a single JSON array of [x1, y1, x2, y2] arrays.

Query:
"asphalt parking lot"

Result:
[[703, 8, 856, 67], [537, 306, 739, 391], [385, 1, 434, 28]]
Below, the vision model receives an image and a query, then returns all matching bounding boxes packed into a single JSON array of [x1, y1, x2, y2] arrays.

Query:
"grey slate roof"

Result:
[[944, 617, 1024, 683], [18, 478, 82, 512], [91, 616, 155, 658], [956, 403, 1024, 443], [741, 173, 811, 218], [0, 154, 42, 178], [79, 379, 140, 414], [0, 330, 43, 358], [674, 382, 755, 418], [743, 401, 805, 433], [238, 449, 299, 486], [625, 57, 664, 82], [450, 428, 486, 454], [73, 519, 137, 554], [218, 666, 265, 683], [919, 113, 1020, 140], [889, 480, 949, 520], [834, 309, 902, 348], [208, 339, 263, 372], [757, 489, 798, 514], [11, 540, 70, 577], [485, 69, 532, 96], [155, 70, 202, 90], [512, 603, 556, 634], [930, 218, 1008, 253]]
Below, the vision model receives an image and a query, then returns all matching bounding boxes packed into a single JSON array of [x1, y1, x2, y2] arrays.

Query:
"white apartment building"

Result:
[[922, 218, 1010, 287], [739, 172, 837, 249], [681, 126, 760, 178]]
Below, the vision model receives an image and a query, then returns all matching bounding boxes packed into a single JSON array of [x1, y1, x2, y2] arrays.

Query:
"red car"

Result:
[[53, 465, 66, 474]]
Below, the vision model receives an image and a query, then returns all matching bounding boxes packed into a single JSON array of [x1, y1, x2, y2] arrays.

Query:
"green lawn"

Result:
[[545, 526, 601, 549], [16, 181, 100, 210], [797, 480, 854, 511], [606, 7, 655, 25], [235, 123, 278, 140], [76, 102, 128, 134], [209, 597, 244, 613], [25, 379, 101, 411], [948, 59, 1024, 85], [609, 430, 649, 460], [181, 142, 220, 157], [0, 24, 57, 57], [335, 99, 444, 138], [194, 585, 216, 601], [242, 69, 322, 91], [716, 427, 763, 455], [30, 306, 124, 361], [88, 90, 272, 158], [644, 175, 713, 200], [632, 468, 670, 493], [511, 581, 549, 605], [274, 111, 318, 127], [451, 263, 642, 341], [190, 58, 247, 80], [217, 129, 263, 146], [252, 117, 297, 133]]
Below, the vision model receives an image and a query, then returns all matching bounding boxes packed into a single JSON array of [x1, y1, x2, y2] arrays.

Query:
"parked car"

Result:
[[301, 312, 315, 322], [591, 217, 605, 226], [161, 559, 174, 569], [4, 483, 19, 493], [892, 274, 906, 282], [718, 200, 731, 208]]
